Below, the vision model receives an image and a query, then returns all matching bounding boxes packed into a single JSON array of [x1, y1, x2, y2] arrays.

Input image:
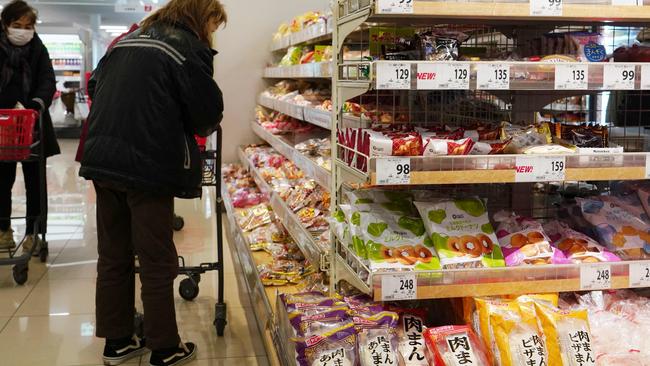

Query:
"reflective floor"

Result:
[[0, 141, 267, 366]]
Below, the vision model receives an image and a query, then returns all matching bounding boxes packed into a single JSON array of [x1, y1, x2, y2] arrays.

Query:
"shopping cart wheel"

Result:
[[134, 312, 145, 338], [214, 302, 227, 336], [12, 264, 28, 285], [172, 215, 184, 231], [179, 276, 200, 301]]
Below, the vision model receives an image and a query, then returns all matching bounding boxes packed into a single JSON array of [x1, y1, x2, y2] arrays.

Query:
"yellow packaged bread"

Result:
[[475, 298, 518, 365], [491, 304, 549, 366], [534, 302, 595, 366]]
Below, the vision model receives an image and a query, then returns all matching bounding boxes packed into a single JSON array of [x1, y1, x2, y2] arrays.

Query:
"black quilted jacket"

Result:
[[80, 22, 223, 198]]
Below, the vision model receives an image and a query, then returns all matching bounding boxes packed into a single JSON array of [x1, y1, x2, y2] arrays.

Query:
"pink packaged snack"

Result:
[[494, 211, 566, 266], [231, 188, 264, 208], [577, 197, 650, 259], [543, 220, 620, 264]]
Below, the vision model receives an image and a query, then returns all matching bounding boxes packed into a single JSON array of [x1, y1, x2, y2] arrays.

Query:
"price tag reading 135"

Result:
[[581, 263, 612, 291], [381, 273, 417, 301], [377, 0, 414, 14], [530, 0, 563, 16], [376, 62, 411, 90], [376, 157, 411, 185], [476, 63, 510, 90], [555, 64, 589, 90]]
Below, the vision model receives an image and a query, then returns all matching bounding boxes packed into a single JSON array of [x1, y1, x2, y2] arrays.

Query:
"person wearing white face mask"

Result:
[[0, 0, 58, 252]]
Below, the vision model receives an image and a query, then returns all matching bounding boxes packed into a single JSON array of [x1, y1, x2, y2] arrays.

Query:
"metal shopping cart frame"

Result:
[[134, 126, 227, 337], [0, 109, 49, 285]]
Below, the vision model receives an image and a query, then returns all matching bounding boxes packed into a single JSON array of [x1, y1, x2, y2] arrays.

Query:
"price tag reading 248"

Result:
[[381, 273, 417, 301], [531, 0, 563, 16], [377, 0, 414, 14], [581, 263, 612, 291], [376, 62, 411, 90]]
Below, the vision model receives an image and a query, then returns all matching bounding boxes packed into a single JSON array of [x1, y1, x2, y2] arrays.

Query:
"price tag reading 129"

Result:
[[376, 157, 411, 185], [531, 0, 563, 16], [604, 64, 636, 90], [581, 263, 612, 291], [555, 64, 589, 90], [376, 62, 411, 90], [629, 262, 650, 288], [476, 63, 510, 90], [377, 0, 414, 14], [417, 63, 470, 90], [381, 273, 417, 301]]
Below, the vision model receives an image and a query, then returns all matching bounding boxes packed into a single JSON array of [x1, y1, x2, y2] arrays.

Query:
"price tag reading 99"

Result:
[[531, 0, 563, 16], [378, 0, 414, 14], [604, 64, 636, 90]]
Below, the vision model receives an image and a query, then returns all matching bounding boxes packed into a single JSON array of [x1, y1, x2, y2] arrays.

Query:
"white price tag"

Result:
[[376, 157, 411, 185], [377, 0, 414, 13], [515, 156, 566, 182], [376, 62, 411, 90], [417, 63, 470, 90], [629, 262, 650, 288], [641, 65, 650, 90], [381, 273, 417, 301], [581, 263, 612, 291], [603, 64, 636, 90], [555, 64, 589, 90], [531, 0, 563, 16], [612, 0, 640, 5], [646, 153, 650, 179], [476, 63, 510, 90]]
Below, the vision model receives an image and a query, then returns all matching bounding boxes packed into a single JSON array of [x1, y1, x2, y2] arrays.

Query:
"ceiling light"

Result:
[[139, 0, 145, 5], [152, 0, 158, 3], [100, 25, 128, 31], [37, 20, 42, 24]]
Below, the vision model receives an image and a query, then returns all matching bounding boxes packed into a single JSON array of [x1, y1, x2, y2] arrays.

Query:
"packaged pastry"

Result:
[[424, 325, 490, 366], [544, 220, 621, 263], [294, 320, 358, 366], [340, 204, 369, 261], [415, 199, 505, 269], [600, 194, 650, 224], [281, 292, 340, 313], [567, 32, 607, 62], [395, 312, 428, 365], [358, 328, 401, 366], [494, 212, 564, 266], [366, 130, 423, 157], [360, 204, 441, 271], [421, 136, 475, 156], [290, 307, 352, 336], [474, 297, 519, 364], [490, 304, 549, 366], [501, 123, 552, 154], [576, 197, 650, 259], [534, 303, 596, 366], [469, 140, 511, 155], [236, 204, 273, 232]]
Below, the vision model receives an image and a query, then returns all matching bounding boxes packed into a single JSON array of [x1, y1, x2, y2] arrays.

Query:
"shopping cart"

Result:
[[134, 127, 227, 336], [0, 109, 49, 285]]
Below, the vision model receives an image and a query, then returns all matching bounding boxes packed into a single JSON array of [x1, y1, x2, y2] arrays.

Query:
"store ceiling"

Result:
[[30, 0, 163, 30]]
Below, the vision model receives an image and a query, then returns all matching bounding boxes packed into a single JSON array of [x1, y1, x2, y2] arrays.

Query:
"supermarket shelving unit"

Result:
[[331, 0, 650, 302]]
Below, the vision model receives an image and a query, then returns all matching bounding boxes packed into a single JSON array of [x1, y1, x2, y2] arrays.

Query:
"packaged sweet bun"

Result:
[[543, 220, 620, 264], [414, 199, 505, 269], [493, 211, 566, 266], [423, 325, 490, 366]]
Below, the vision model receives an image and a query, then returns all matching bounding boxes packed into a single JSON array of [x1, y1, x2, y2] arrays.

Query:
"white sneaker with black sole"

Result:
[[149, 341, 196, 366], [102, 335, 148, 365]]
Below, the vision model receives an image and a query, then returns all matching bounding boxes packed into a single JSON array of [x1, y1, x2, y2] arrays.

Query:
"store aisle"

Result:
[[0, 141, 268, 366]]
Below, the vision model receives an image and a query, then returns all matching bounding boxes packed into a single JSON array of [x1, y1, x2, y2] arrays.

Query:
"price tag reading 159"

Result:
[[531, 0, 563, 16]]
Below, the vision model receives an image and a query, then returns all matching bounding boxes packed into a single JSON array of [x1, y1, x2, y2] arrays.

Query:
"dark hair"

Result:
[[140, 0, 226, 47], [1, 0, 37, 27]]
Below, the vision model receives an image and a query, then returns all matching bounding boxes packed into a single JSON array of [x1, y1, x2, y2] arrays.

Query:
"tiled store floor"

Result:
[[0, 140, 268, 366]]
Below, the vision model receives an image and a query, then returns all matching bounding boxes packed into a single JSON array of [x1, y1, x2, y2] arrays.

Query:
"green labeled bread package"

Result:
[[414, 198, 505, 269], [339, 204, 370, 262], [358, 203, 441, 271]]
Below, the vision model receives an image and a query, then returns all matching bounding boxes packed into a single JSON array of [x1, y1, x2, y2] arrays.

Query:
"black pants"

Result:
[[0, 161, 43, 234], [94, 181, 181, 350]]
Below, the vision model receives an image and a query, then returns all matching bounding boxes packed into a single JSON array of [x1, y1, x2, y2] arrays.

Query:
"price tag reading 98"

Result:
[[581, 263, 612, 291], [476, 63, 510, 90], [604, 64, 636, 90], [376, 62, 411, 90], [376, 157, 411, 185], [381, 273, 417, 301], [531, 0, 563, 16], [555, 64, 589, 90], [377, 0, 414, 14]]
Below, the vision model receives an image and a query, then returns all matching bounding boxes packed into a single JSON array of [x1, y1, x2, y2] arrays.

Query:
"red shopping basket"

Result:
[[0, 109, 37, 161]]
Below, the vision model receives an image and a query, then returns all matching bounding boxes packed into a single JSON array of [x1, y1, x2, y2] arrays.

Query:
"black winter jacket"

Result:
[[79, 22, 224, 198], [0, 32, 59, 158]]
